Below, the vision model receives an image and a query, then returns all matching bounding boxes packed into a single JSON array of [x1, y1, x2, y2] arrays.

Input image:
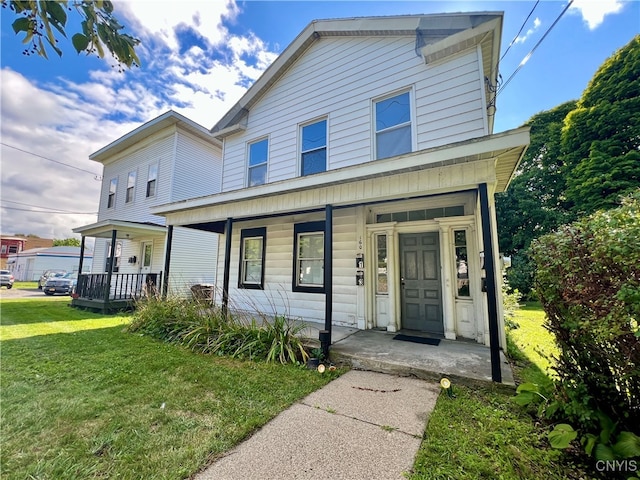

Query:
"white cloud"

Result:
[[515, 17, 541, 44], [569, 0, 626, 30]]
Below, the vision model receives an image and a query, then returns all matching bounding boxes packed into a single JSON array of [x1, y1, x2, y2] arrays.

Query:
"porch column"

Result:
[[479, 183, 502, 383], [78, 236, 86, 274], [222, 218, 233, 317], [162, 225, 174, 299], [105, 230, 117, 304], [321, 204, 333, 357]]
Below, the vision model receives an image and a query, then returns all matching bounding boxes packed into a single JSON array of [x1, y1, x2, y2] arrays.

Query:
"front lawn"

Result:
[[410, 303, 574, 480], [0, 297, 338, 479]]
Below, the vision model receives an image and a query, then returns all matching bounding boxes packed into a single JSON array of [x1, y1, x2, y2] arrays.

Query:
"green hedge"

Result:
[[531, 191, 640, 433]]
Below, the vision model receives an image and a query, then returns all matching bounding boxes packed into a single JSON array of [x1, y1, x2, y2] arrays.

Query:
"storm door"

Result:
[[399, 232, 444, 334], [141, 242, 153, 274]]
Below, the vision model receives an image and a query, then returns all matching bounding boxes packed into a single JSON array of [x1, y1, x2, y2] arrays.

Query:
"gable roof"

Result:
[[90, 110, 221, 163], [211, 12, 503, 137]]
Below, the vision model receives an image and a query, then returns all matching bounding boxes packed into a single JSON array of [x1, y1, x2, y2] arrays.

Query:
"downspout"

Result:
[[162, 225, 173, 298], [320, 204, 333, 358], [222, 217, 233, 317], [479, 183, 502, 383], [105, 230, 117, 304]]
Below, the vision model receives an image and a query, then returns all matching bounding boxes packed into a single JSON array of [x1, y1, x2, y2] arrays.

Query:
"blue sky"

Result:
[[1, 0, 638, 241]]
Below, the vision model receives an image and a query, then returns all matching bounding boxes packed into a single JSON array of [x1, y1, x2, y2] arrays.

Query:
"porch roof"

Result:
[[152, 127, 529, 231], [73, 220, 166, 239]]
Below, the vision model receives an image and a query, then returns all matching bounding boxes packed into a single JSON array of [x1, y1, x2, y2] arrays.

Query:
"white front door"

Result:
[[141, 242, 153, 274]]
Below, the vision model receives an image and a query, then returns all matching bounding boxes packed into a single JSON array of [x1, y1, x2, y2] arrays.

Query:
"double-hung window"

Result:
[[248, 138, 268, 186], [293, 221, 325, 293], [301, 119, 327, 176], [146, 163, 158, 198], [239, 227, 266, 289], [125, 171, 136, 203], [107, 178, 117, 209], [374, 90, 412, 160]]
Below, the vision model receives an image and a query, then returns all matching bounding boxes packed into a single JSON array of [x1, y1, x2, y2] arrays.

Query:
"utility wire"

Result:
[[1, 142, 102, 179], [500, 0, 540, 63], [1, 199, 97, 214], [1, 206, 97, 215], [498, 0, 574, 96]]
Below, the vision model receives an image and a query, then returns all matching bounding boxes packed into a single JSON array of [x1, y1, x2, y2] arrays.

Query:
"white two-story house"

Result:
[[73, 111, 222, 310], [152, 13, 530, 379]]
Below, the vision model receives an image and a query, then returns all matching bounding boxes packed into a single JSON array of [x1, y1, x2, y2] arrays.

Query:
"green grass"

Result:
[[410, 303, 572, 480], [13, 281, 38, 290], [0, 297, 339, 479]]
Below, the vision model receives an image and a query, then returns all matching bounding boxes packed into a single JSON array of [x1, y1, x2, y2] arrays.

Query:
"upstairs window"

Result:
[[375, 90, 412, 160], [125, 171, 136, 203], [146, 163, 158, 198], [301, 119, 327, 176], [107, 178, 118, 209], [248, 138, 268, 186], [293, 221, 325, 293], [239, 227, 266, 289]]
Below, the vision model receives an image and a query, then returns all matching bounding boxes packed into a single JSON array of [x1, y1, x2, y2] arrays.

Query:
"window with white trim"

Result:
[[239, 227, 266, 289], [301, 119, 327, 176], [374, 90, 412, 160], [293, 221, 325, 293], [125, 171, 136, 203], [454, 230, 471, 298], [248, 138, 268, 186], [146, 163, 158, 198], [107, 178, 117, 209]]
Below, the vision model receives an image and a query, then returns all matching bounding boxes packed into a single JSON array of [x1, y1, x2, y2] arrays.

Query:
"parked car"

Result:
[[0, 270, 14, 289], [38, 270, 66, 289], [43, 272, 77, 296]]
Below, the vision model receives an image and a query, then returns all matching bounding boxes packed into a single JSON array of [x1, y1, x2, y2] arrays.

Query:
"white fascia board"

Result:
[[73, 220, 166, 238], [153, 127, 530, 217], [421, 17, 500, 65]]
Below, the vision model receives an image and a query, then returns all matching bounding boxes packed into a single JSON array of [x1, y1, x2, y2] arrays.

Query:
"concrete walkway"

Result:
[[195, 370, 440, 480]]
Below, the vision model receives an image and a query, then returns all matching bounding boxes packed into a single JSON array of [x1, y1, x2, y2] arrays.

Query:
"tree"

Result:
[[496, 101, 577, 295], [3, 0, 140, 68], [562, 35, 640, 215], [53, 238, 81, 247]]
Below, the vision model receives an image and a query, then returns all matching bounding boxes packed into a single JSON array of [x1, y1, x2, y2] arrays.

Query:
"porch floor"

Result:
[[300, 321, 515, 387]]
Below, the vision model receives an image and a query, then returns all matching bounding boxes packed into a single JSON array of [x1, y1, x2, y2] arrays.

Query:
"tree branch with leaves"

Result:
[[3, 0, 140, 69]]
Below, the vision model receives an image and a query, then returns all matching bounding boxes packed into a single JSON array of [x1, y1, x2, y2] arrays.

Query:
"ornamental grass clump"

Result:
[[127, 296, 308, 365]]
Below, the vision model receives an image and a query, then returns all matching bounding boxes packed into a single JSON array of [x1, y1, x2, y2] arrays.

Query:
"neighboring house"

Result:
[[9, 246, 92, 281], [72, 111, 222, 310], [1, 236, 26, 269], [152, 11, 530, 381]]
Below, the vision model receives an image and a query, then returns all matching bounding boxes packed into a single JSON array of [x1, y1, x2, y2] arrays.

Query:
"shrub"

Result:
[[531, 190, 640, 434]]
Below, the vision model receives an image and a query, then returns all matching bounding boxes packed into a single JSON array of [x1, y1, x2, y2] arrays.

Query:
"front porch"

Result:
[[301, 321, 514, 386], [71, 273, 160, 313]]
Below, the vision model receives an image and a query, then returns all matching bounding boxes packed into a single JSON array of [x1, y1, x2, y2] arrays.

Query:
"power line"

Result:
[[500, 0, 540, 63], [1, 205, 97, 215], [497, 0, 574, 97], [1, 142, 102, 179], [0, 199, 97, 214]]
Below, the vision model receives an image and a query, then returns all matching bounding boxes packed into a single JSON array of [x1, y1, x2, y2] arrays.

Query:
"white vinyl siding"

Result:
[[171, 131, 222, 202], [167, 227, 218, 296], [215, 209, 358, 326], [221, 38, 486, 191]]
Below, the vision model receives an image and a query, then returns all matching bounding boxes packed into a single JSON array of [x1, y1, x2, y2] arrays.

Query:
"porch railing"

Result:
[[75, 273, 160, 301]]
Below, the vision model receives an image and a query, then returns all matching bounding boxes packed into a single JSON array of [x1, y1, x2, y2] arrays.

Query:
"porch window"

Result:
[[239, 227, 266, 289], [146, 163, 158, 198], [293, 221, 325, 293], [301, 119, 327, 176], [374, 90, 411, 160], [125, 171, 136, 203], [107, 178, 117, 209], [454, 230, 470, 297], [106, 241, 122, 273], [248, 138, 268, 186], [376, 234, 388, 294]]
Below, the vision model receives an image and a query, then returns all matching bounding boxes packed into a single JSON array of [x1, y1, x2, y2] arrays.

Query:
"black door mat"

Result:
[[392, 334, 441, 346]]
